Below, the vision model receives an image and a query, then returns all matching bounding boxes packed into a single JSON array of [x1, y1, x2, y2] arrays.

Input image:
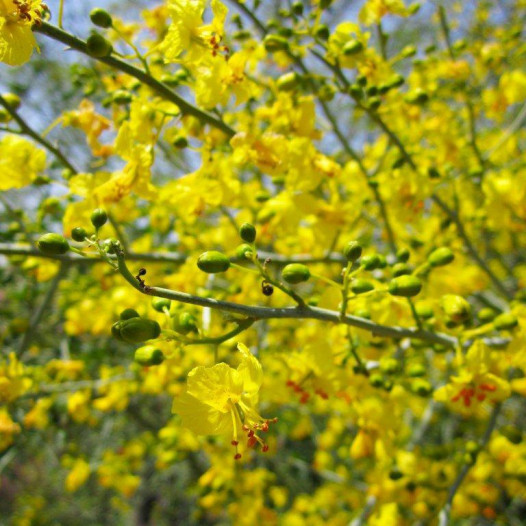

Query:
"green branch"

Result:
[[34, 23, 236, 138]]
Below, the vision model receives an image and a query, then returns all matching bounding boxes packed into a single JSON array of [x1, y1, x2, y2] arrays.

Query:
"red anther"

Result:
[[234, 453, 242, 460], [261, 422, 269, 432], [300, 393, 310, 404], [247, 430, 254, 438], [247, 436, 257, 448], [286, 380, 295, 387], [294, 385, 303, 393], [242, 425, 249, 431], [477, 393, 486, 401], [231, 440, 239, 446], [262, 444, 269, 452], [272, 418, 278, 423], [463, 396, 471, 407], [480, 384, 496, 392]]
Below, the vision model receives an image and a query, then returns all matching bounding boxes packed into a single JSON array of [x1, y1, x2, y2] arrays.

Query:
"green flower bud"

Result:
[[239, 222, 256, 243], [37, 233, 70, 255], [291, 2, 303, 15], [314, 24, 330, 40], [276, 72, 299, 91], [320, 0, 333, 8], [428, 247, 454, 267], [235, 243, 253, 259], [90, 208, 108, 229], [407, 363, 426, 377], [71, 227, 87, 242], [120, 318, 161, 343], [396, 247, 410, 263], [377, 255, 387, 268], [152, 297, 171, 313], [366, 85, 378, 97], [493, 313, 518, 331], [319, 84, 336, 101], [433, 344, 448, 354], [401, 45, 417, 58], [368, 96, 381, 110], [410, 379, 432, 397], [348, 84, 363, 100], [282, 263, 310, 284], [355, 308, 370, 319], [392, 262, 410, 277], [380, 358, 400, 375], [263, 34, 289, 52], [386, 74, 405, 89], [500, 425, 522, 444], [404, 88, 429, 105], [174, 311, 198, 335], [255, 190, 271, 202], [428, 167, 441, 179], [232, 29, 252, 41], [478, 308, 496, 323], [389, 468, 404, 480], [0, 108, 10, 123], [441, 295, 471, 325], [120, 308, 140, 320], [111, 321, 124, 341], [343, 241, 362, 262], [369, 373, 385, 388], [415, 302, 434, 319], [342, 39, 364, 55], [392, 157, 405, 169], [103, 237, 119, 254], [278, 27, 293, 38], [197, 251, 231, 273], [388, 275, 422, 297], [86, 33, 113, 58], [90, 8, 113, 28], [172, 135, 189, 149], [134, 345, 165, 366], [1, 92, 21, 110], [356, 74, 367, 86], [112, 90, 132, 104], [361, 254, 380, 271], [351, 279, 374, 294]]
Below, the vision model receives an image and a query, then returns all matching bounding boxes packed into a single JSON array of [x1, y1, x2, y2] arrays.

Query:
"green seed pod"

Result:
[[351, 279, 374, 294], [291, 1, 303, 15], [90, 208, 108, 229], [120, 308, 140, 320], [433, 343, 448, 354], [392, 157, 405, 169], [415, 302, 434, 319], [348, 84, 363, 100], [361, 254, 381, 271], [263, 34, 289, 52], [172, 135, 189, 149], [232, 29, 252, 41], [134, 346, 165, 366], [152, 297, 171, 313], [500, 425, 522, 444], [355, 308, 371, 319], [428, 247, 454, 267], [278, 27, 293, 38], [197, 251, 230, 273], [103, 237, 119, 254], [276, 72, 299, 91], [441, 295, 471, 325], [478, 308, 496, 323], [407, 363, 426, 377], [282, 263, 310, 284], [410, 379, 432, 397], [376, 255, 387, 269], [342, 39, 364, 55], [90, 8, 113, 28], [235, 243, 253, 259], [366, 85, 378, 97], [380, 358, 400, 375], [314, 24, 330, 40], [428, 167, 441, 179], [71, 227, 87, 242], [112, 90, 132, 104], [343, 241, 362, 262], [392, 263, 410, 277], [401, 45, 417, 58], [386, 74, 405, 88], [1, 92, 21, 110], [369, 373, 385, 388], [86, 33, 113, 58], [320, 0, 333, 8], [404, 88, 429, 105], [111, 321, 124, 341], [0, 108, 11, 123], [37, 233, 70, 255], [255, 190, 271, 202], [120, 318, 161, 343], [239, 222, 257, 243], [388, 275, 422, 297], [493, 313, 518, 331], [356, 74, 367, 86], [174, 312, 198, 335]]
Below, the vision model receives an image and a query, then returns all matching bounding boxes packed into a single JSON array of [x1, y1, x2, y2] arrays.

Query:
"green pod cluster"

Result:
[[239, 222, 256, 243], [493, 313, 518, 331], [410, 379, 432, 397], [392, 262, 410, 277], [361, 254, 381, 271], [263, 34, 289, 52], [173, 312, 198, 335], [37, 233, 70, 255], [428, 247, 454, 267], [342, 39, 364, 55], [343, 241, 362, 262], [351, 279, 374, 294], [71, 227, 88, 242], [388, 275, 422, 297], [90, 8, 113, 28], [152, 298, 171, 313], [113, 318, 161, 343], [134, 346, 165, 366], [281, 264, 310, 284], [197, 251, 230, 273], [86, 33, 113, 58]]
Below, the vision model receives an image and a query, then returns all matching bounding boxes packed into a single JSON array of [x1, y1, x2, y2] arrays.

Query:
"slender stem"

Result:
[[408, 298, 423, 330], [34, 23, 235, 138], [0, 94, 78, 174], [0, 195, 34, 242], [165, 318, 255, 346], [18, 261, 70, 353], [437, 403, 501, 526]]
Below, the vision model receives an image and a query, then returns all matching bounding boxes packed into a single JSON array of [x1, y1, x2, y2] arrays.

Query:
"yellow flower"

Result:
[[0, 0, 45, 66], [65, 458, 91, 493], [434, 341, 510, 415], [359, 0, 409, 26], [172, 343, 275, 459], [0, 407, 21, 451]]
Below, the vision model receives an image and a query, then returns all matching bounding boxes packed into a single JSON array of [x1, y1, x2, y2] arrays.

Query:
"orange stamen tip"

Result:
[[262, 445, 269, 452], [231, 440, 239, 446], [234, 453, 242, 460], [247, 436, 257, 448]]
